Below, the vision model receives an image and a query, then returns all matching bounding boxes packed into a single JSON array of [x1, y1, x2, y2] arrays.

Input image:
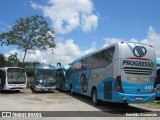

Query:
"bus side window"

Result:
[[83, 56, 92, 70], [102, 47, 115, 64], [92, 53, 101, 69], [72, 61, 82, 71]]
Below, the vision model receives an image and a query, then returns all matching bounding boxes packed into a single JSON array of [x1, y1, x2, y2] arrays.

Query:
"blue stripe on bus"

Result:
[[126, 43, 133, 52]]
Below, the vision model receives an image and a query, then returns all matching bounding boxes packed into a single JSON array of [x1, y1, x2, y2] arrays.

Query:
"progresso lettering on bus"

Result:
[[123, 59, 154, 67]]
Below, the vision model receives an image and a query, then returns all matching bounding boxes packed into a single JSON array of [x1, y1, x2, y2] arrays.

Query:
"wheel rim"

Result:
[[71, 87, 73, 93], [92, 91, 96, 103]]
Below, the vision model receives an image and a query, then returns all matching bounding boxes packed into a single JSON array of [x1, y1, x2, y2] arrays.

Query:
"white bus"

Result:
[[69, 42, 156, 105], [0, 67, 27, 92]]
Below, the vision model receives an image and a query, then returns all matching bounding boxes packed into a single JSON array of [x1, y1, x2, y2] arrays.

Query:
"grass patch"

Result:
[[27, 82, 33, 88], [142, 99, 160, 109]]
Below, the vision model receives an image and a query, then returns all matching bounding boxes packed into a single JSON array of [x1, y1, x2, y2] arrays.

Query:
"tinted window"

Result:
[[92, 47, 115, 69], [7, 68, 26, 84], [92, 53, 101, 69], [83, 56, 92, 70]]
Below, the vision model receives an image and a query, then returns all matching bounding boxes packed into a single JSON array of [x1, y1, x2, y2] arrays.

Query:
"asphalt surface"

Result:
[[0, 88, 159, 119]]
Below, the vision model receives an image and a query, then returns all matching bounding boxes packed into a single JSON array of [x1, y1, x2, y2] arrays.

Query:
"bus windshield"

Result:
[[157, 64, 160, 68], [7, 68, 26, 84], [36, 69, 56, 85]]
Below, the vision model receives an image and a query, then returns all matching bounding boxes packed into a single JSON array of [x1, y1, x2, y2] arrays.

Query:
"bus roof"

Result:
[[55, 65, 70, 70], [0, 67, 25, 70], [72, 42, 118, 63], [35, 64, 55, 69], [71, 41, 153, 64]]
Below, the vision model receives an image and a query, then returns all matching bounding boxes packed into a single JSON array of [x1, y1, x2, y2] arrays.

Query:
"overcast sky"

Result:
[[0, 0, 160, 65]]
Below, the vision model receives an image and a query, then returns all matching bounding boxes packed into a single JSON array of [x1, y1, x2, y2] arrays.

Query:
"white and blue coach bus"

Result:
[[69, 42, 156, 105], [0, 67, 27, 92], [31, 64, 56, 92], [56, 65, 71, 91]]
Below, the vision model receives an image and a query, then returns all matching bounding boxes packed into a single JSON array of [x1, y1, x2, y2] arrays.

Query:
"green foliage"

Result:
[[0, 15, 56, 64], [27, 82, 33, 88], [7, 52, 20, 67], [0, 53, 7, 67], [25, 62, 35, 77], [0, 52, 20, 67]]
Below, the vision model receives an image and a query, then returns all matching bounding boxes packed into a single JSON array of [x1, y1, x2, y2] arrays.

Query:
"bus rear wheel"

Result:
[[70, 85, 74, 95], [92, 89, 101, 106]]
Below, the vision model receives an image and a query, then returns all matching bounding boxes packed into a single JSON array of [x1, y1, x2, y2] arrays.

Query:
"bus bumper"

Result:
[[113, 92, 156, 104], [4, 84, 26, 91], [34, 86, 56, 92]]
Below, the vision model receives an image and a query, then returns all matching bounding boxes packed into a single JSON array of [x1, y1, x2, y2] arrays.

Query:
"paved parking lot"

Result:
[[0, 89, 100, 111], [0, 89, 159, 119]]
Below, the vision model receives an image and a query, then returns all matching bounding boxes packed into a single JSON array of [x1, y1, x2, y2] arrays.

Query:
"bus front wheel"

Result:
[[92, 89, 101, 106]]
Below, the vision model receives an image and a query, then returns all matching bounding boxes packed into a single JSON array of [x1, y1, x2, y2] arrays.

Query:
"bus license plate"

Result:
[[135, 97, 142, 100]]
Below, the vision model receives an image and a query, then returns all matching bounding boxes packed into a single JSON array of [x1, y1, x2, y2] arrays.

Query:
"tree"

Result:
[[7, 52, 20, 67], [24, 62, 35, 77], [0, 53, 6, 67], [0, 15, 56, 67]]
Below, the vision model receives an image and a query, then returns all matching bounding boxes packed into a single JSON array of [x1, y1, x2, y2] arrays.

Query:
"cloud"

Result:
[[5, 49, 44, 63], [30, 0, 98, 34], [103, 26, 160, 60], [5, 38, 96, 66], [103, 38, 124, 48], [0, 21, 11, 33]]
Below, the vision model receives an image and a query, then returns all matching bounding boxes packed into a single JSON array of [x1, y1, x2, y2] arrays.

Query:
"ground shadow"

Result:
[[0, 90, 22, 94], [65, 92, 153, 116], [29, 87, 55, 94]]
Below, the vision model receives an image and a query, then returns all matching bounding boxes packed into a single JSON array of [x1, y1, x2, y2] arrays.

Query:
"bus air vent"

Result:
[[124, 67, 152, 75]]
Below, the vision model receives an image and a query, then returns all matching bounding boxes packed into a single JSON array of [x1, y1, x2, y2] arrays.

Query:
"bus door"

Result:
[[120, 43, 155, 94], [0, 70, 6, 91], [56, 69, 64, 89]]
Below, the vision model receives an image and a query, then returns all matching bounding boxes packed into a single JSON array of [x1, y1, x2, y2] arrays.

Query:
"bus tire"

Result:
[[70, 85, 74, 95], [15, 90, 20, 93], [92, 89, 101, 106], [0, 86, 3, 93]]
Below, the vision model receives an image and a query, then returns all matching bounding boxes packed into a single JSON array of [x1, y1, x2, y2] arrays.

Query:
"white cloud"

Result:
[[103, 38, 124, 48], [5, 38, 96, 66], [0, 21, 11, 32], [30, 0, 98, 34], [103, 26, 160, 60], [5, 49, 44, 63]]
